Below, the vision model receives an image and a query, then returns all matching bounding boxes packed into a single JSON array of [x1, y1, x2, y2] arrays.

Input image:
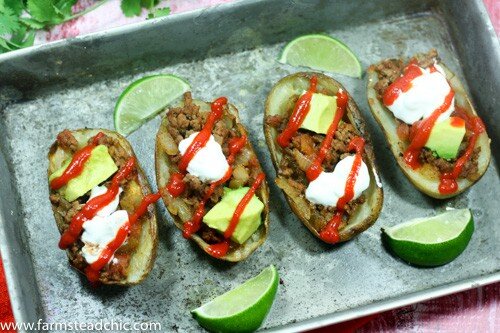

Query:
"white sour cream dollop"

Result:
[[178, 132, 229, 183], [386, 64, 454, 125], [305, 155, 370, 207], [81, 186, 128, 265]]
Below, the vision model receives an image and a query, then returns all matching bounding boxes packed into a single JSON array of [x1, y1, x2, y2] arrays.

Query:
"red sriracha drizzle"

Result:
[[277, 76, 318, 147], [439, 109, 485, 195], [166, 97, 228, 197], [166, 172, 186, 197], [50, 132, 105, 190], [319, 137, 365, 244], [403, 89, 455, 169], [306, 89, 349, 181], [207, 173, 266, 258], [182, 135, 248, 239], [84, 192, 161, 283], [382, 63, 423, 106], [58, 157, 136, 249]]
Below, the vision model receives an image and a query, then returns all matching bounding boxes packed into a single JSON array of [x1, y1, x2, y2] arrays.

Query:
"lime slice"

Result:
[[192, 265, 279, 333], [114, 74, 190, 136], [279, 34, 362, 78], [383, 209, 474, 267]]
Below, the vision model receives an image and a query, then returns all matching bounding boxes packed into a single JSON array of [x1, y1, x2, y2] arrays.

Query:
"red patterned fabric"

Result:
[[0, 256, 16, 332]]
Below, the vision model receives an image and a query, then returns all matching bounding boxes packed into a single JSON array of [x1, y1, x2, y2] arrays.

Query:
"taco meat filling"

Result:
[[163, 92, 263, 246], [265, 96, 366, 232], [373, 49, 480, 180], [49, 131, 145, 283]]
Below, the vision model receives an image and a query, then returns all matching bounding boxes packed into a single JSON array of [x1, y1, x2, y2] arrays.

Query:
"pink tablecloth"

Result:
[[2, 1, 499, 332]]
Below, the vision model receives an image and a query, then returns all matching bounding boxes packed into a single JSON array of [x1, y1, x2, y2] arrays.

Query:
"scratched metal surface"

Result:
[[0, 0, 499, 332]]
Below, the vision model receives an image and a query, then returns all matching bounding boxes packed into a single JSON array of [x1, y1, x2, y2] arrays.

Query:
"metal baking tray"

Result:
[[0, 0, 499, 331]]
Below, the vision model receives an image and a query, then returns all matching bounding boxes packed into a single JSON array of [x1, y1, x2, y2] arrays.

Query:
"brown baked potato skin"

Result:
[[155, 99, 270, 262], [264, 72, 384, 243], [48, 129, 158, 285], [366, 62, 491, 199]]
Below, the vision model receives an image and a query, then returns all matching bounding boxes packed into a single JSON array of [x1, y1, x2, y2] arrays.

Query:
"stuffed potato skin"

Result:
[[155, 95, 270, 262], [366, 57, 491, 199], [264, 72, 383, 243], [48, 129, 158, 285]]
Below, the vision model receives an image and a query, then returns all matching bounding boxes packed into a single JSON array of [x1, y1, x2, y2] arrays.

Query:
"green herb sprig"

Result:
[[0, 0, 169, 54]]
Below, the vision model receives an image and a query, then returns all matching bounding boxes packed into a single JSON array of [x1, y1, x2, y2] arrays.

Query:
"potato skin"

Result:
[[155, 99, 270, 262], [264, 72, 384, 243], [47, 129, 158, 285], [366, 62, 491, 199]]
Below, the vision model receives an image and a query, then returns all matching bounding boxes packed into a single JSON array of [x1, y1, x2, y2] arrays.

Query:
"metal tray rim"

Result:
[[268, 272, 500, 332]]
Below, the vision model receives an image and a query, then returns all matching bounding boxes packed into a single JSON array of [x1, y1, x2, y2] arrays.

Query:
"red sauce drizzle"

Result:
[[166, 97, 228, 197], [206, 239, 230, 258], [403, 89, 455, 169], [50, 132, 105, 190], [178, 97, 227, 172], [166, 172, 186, 197], [438, 112, 485, 195], [84, 192, 161, 282], [450, 116, 465, 128], [305, 90, 349, 181], [382, 64, 423, 106], [58, 157, 136, 249], [319, 137, 365, 244], [182, 135, 248, 239], [277, 76, 318, 147], [207, 172, 266, 258]]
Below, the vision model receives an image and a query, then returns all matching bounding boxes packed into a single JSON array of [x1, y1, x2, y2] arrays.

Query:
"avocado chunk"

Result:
[[49, 145, 118, 202], [425, 117, 466, 160], [300, 92, 338, 134], [203, 187, 264, 244]]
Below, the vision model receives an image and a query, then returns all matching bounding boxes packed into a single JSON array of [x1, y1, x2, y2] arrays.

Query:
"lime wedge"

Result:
[[192, 265, 279, 333], [279, 34, 362, 78], [383, 209, 474, 267], [114, 74, 190, 136]]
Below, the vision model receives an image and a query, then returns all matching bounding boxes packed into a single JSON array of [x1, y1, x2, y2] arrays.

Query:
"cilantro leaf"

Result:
[[0, 37, 15, 53], [148, 6, 170, 19], [27, 0, 58, 23], [121, 0, 141, 17], [3, 0, 25, 15], [27, 0, 77, 24], [141, 0, 159, 10], [54, 0, 77, 18], [0, 6, 21, 35], [19, 17, 45, 29]]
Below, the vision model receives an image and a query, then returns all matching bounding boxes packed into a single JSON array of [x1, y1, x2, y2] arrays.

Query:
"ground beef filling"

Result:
[[265, 103, 366, 230], [164, 92, 262, 246], [373, 49, 480, 180], [50, 132, 143, 283]]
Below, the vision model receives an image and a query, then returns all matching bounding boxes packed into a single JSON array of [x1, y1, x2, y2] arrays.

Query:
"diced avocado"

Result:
[[425, 117, 466, 160], [49, 145, 118, 202], [300, 92, 337, 134], [203, 187, 264, 244]]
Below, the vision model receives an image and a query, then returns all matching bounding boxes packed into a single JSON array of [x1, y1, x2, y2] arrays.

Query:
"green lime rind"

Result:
[[114, 74, 190, 136], [279, 34, 362, 78], [383, 209, 474, 267], [191, 265, 279, 333]]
